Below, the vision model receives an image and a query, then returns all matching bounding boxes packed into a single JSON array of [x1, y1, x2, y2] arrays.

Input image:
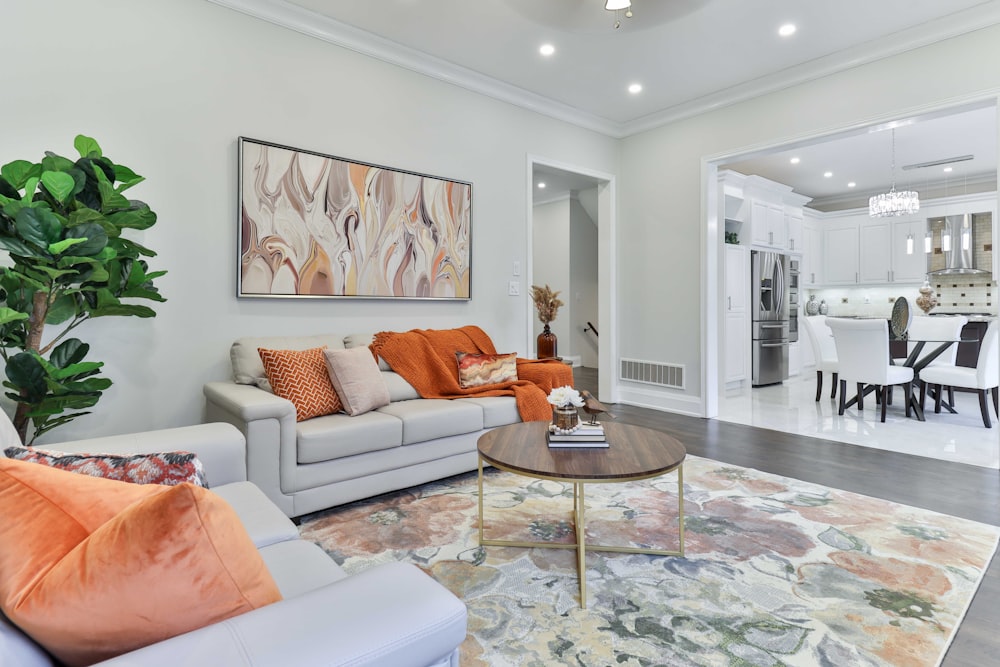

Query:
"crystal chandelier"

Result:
[[869, 128, 919, 218]]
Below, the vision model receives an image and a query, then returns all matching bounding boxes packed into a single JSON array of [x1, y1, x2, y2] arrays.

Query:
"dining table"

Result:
[[890, 334, 977, 421]]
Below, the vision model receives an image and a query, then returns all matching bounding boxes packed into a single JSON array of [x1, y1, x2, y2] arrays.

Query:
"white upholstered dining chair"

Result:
[[802, 315, 839, 402], [919, 320, 999, 428], [827, 318, 914, 422], [906, 315, 968, 367]]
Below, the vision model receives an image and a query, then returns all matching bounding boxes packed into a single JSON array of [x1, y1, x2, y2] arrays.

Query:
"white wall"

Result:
[[569, 197, 599, 367], [531, 198, 572, 352], [619, 24, 1000, 415], [3, 0, 618, 441]]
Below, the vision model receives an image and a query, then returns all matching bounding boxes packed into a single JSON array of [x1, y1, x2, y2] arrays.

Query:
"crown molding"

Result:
[[808, 172, 998, 211], [207, 0, 1000, 140], [204, 0, 621, 137], [621, 2, 1000, 136]]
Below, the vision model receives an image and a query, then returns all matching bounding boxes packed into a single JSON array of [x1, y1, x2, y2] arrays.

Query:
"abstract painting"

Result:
[[238, 137, 472, 299]]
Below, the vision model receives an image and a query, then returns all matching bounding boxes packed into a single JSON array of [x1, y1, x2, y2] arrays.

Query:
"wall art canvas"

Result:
[[238, 137, 472, 299]]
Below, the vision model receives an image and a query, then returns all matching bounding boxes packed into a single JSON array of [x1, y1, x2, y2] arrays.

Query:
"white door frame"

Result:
[[526, 154, 619, 402], [701, 93, 1000, 418]]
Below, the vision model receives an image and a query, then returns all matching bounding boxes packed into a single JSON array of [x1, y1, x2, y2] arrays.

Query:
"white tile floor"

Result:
[[717, 373, 1000, 469]]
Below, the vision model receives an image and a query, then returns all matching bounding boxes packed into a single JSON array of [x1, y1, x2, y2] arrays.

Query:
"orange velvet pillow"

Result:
[[0, 457, 282, 667], [259, 346, 343, 421]]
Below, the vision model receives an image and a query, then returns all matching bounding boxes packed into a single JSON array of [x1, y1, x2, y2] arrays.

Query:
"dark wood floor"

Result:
[[574, 367, 999, 666]]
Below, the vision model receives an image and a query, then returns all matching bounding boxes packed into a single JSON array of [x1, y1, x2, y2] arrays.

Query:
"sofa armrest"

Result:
[[204, 381, 298, 516], [95, 562, 467, 667], [43, 423, 247, 487]]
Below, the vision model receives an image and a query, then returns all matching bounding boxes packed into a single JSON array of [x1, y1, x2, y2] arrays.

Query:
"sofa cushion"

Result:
[[382, 370, 421, 401], [0, 458, 282, 667], [3, 446, 207, 487], [296, 410, 403, 463], [211, 481, 301, 548], [344, 332, 392, 371], [323, 346, 391, 416], [258, 540, 348, 599], [456, 351, 517, 388], [377, 399, 484, 445], [259, 347, 343, 421], [458, 396, 522, 428], [232, 334, 347, 390]]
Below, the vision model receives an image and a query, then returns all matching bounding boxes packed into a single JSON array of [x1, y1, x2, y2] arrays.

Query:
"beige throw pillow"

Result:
[[323, 347, 391, 416]]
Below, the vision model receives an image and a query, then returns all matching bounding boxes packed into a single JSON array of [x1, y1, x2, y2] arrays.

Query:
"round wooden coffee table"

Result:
[[476, 420, 686, 608]]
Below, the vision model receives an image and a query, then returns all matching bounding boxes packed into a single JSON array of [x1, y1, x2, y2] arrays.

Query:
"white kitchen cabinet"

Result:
[[750, 200, 788, 249], [803, 224, 822, 286], [724, 245, 748, 314], [724, 313, 747, 383], [891, 219, 929, 283], [859, 221, 892, 283], [723, 245, 749, 383], [788, 341, 800, 377], [823, 223, 860, 285], [786, 210, 804, 254]]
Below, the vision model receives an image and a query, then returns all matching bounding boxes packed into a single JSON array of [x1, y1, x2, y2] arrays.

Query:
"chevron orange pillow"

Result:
[[258, 347, 343, 421]]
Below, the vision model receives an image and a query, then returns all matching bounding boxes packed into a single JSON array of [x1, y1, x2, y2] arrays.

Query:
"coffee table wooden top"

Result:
[[477, 421, 686, 482]]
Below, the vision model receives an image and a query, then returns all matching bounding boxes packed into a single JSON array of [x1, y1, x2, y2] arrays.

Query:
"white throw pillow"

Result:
[[323, 347, 391, 416]]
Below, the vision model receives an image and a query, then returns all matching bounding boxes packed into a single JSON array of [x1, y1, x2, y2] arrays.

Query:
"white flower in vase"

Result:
[[547, 385, 584, 408]]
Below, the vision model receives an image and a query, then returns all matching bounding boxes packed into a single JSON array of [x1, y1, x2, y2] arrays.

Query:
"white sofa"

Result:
[[204, 333, 523, 518], [0, 423, 467, 667]]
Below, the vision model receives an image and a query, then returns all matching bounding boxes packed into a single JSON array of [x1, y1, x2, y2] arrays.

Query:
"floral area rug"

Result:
[[298, 456, 999, 667]]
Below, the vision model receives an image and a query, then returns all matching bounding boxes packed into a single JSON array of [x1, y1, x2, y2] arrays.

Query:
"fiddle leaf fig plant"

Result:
[[0, 135, 166, 444]]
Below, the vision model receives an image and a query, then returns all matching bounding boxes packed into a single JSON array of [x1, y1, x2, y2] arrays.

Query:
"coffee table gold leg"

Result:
[[478, 456, 485, 546], [576, 482, 587, 609], [677, 464, 685, 557]]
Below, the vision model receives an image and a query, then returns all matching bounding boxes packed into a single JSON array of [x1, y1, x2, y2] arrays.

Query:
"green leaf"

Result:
[[63, 222, 108, 257], [41, 153, 75, 173], [0, 307, 29, 326], [112, 164, 144, 192], [33, 266, 78, 280], [0, 236, 41, 258], [5, 353, 47, 401], [50, 339, 89, 369], [39, 171, 76, 204], [51, 361, 103, 380], [21, 176, 39, 203], [15, 206, 63, 249], [74, 135, 102, 159], [44, 294, 79, 325], [108, 207, 156, 230], [48, 237, 88, 255], [1, 160, 41, 190], [66, 208, 106, 227]]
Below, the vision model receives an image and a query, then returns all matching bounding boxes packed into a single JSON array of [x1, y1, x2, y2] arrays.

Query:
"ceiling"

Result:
[[213, 0, 1000, 204]]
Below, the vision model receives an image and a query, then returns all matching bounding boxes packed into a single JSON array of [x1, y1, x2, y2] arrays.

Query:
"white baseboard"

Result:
[[616, 385, 704, 417]]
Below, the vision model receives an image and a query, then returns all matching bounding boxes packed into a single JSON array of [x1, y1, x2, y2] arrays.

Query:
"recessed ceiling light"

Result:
[[628, 83, 642, 94], [847, 182, 857, 188], [824, 171, 833, 178], [778, 23, 797, 37], [789, 157, 800, 165], [537, 182, 546, 189], [943, 166, 953, 172], [539, 44, 555, 56]]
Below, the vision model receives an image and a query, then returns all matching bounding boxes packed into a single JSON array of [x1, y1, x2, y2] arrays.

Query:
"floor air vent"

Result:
[[619, 358, 685, 389]]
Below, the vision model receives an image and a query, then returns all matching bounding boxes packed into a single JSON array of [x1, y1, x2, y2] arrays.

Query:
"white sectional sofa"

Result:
[[204, 333, 523, 518], [0, 422, 467, 667]]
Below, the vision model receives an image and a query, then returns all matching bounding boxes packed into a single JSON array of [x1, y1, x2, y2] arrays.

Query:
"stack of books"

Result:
[[547, 422, 609, 448]]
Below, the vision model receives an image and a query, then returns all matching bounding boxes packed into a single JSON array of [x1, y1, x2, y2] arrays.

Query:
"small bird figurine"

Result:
[[579, 390, 614, 425]]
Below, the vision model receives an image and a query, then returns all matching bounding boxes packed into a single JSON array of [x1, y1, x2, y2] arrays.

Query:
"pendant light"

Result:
[[869, 128, 920, 218]]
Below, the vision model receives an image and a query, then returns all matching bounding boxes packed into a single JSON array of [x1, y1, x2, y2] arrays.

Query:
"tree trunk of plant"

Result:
[[12, 291, 49, 443]]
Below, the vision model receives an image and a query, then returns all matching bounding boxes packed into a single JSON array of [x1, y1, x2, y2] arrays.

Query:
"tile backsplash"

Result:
[[806, 275, 998, 318], [932, 274, 995, 313]]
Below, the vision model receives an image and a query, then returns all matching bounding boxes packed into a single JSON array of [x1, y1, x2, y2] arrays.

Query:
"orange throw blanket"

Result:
[[370, 326, 573, 422]]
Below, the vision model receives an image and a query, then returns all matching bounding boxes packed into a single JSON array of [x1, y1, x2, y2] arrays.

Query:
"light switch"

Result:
[[508, 280, 520, 296], [512, 261, 520, 276]]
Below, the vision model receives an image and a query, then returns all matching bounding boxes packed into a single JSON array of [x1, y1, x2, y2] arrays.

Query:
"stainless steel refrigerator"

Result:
[[751, 250, 790, 386]]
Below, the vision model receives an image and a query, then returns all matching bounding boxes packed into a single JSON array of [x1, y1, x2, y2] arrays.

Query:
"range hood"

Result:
[[927, 214, 991, 276]]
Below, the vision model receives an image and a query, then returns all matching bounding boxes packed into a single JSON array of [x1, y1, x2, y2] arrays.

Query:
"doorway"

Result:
[[527, 156, 617, 402]]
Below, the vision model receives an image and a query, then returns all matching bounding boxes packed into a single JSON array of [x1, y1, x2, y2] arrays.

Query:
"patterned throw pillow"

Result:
[[259, 347, 343, 421], [3, 447, 207, 487], [455, 351, 518, 388]]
